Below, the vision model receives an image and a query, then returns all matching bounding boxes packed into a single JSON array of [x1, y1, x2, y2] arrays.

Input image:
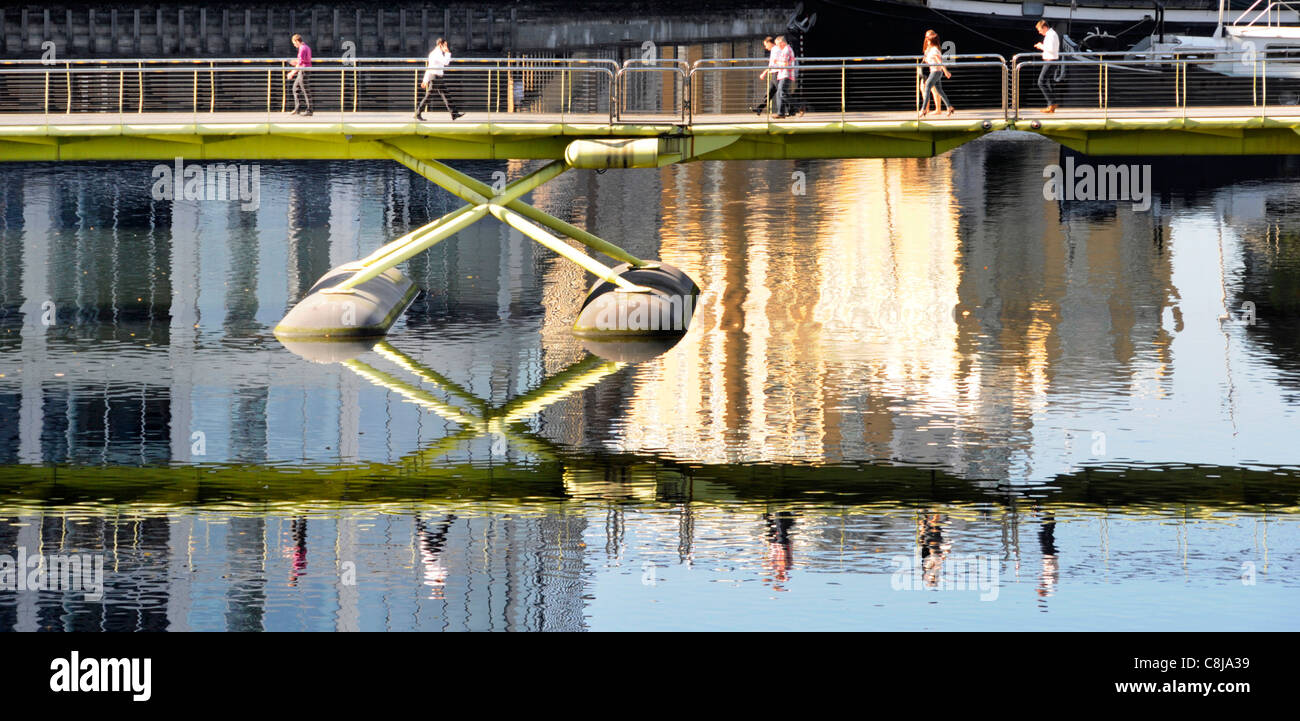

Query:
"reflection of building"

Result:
[[1, 140, 1298, 480]]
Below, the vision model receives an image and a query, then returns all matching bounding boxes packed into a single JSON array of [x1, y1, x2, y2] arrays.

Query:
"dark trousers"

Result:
[[417, 77, 458, 116], [292, 72, 311, 111], [1038, 63, 1057, 106], [774, 78, 790, 116], [757, 77, 776, 111]]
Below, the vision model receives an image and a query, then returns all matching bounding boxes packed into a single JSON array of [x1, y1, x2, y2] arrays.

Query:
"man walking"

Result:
[[289, 34, 312, 116], [752, 36, 777, 115], [1034, 19, 1060, 113], [772, 36, 798, 118], [415, 38, 463, 121]]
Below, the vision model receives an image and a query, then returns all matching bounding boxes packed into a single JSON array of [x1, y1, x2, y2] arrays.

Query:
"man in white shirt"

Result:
[[1034, 19, 1061, 113], [416, 38, 463, 121], [760, 35, 797, 117]]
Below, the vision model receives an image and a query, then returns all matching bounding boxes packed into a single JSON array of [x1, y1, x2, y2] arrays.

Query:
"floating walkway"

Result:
[[5, 53, 1300, 342]]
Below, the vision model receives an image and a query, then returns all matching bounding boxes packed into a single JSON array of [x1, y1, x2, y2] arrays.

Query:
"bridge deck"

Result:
[[3, 106, 1299, 160]]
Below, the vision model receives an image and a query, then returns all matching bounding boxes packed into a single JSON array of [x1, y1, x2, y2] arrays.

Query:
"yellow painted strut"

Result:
[[325, 142, 652, 295]]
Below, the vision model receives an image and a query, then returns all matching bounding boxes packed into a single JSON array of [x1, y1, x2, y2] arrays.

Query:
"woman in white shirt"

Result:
[[920, 30, 954, 117], [415, 38, 463, 121]]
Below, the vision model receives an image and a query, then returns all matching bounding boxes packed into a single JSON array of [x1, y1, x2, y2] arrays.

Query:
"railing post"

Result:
[[209, 61, 215, 114], [65, 62, 71, 114], [1098, 61, 1103, 112], [192, 69, 198, 115], [138, 62, 144, 114], [119, 70, 125, 116], [1012, 62, 1019, 120], [44, 69, 50, 116], [840, 60, 846, 123], [1002, 61, 1008, 120]]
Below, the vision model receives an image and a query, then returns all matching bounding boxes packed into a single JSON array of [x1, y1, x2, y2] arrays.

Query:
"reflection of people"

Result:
[[762, 511, 797, 590], [1037, 512, 1059, 599], [415, 38, 463, 121], [416, 514, 457, 600], [289, 34, 312, 116], [918, 512, 950, 587], [286, 516, 308, 587], [1033, 20, 1060, 113]]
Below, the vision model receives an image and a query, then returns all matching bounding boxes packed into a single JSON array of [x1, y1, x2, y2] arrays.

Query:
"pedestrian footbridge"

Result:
[[2, 53, 1297, 343]]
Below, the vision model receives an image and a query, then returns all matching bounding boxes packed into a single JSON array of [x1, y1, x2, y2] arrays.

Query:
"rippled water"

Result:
[[1, 133, 1297, 630]]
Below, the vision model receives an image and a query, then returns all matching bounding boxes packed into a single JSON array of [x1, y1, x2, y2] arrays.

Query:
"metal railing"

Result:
[[615, 59, 689, 123], [689, 55, 1008, 123], [1011, 50, 1300, 120], [6, 52, 1300, 125], [0, 59, 617, 123], [1233, 0, 1300, 27]]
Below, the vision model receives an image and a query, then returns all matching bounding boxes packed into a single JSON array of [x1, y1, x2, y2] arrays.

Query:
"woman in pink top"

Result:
[[289, 34, 312, 116]]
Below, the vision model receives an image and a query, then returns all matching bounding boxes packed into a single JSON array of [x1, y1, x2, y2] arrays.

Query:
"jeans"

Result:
[[1038, 63, 1057, 106], [417, 76, 458, 116], [291, 72, 311, 112], [923, 71, 950, 109], [774, 78, 790, 116]]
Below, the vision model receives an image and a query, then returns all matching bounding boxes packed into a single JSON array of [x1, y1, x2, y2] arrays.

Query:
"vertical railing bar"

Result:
[[138, 62, 144, 114], [66, 62, 72, 114], [840, 60, 846, 123]]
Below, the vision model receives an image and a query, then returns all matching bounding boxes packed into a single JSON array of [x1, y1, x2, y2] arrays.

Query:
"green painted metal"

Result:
[[0, 118, 1007, 162], [378, 140, 648, 267], [11, 115, 1300, 158], [1019, 116, 1300, 155]]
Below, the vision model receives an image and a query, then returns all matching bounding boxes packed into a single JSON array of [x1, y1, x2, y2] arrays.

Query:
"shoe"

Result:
[[752, 105, 764, 115], [301, 110, 313, 116], [1044, 105, 1057, 113], [414, 114, 425, 121], [450, 111, 464, 120], [797, 108, 806, 117], [290, 108, 300, 115]]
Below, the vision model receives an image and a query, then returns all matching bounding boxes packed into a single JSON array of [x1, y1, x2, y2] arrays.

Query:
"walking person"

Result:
[[289, 34, 312, 116], [751, 36, 778, 115], [415, 38, 463, 121], [770, 35, 797, 118], [919, 30, 954, 117], [1034, 19, 1060, 113]]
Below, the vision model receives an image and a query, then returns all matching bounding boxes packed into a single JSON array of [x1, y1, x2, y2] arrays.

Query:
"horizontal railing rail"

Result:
[[689, 59, 1009, 122], [616, 60, 689, 123], [1011, 50, 1300, 120], [5, 53, 1300, 125], [0, 63, 616, 123]]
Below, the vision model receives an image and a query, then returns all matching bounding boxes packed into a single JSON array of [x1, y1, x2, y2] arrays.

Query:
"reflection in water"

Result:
[[1, 134, 1299, 629]]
